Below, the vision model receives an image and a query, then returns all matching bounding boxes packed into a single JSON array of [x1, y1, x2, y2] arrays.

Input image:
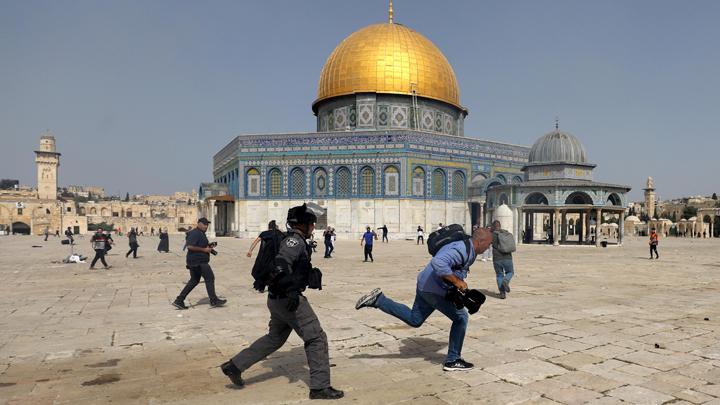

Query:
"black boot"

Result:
[[210, 297, 227, 307], [309, 386, 344, 400], [220, 361, 244, 387]]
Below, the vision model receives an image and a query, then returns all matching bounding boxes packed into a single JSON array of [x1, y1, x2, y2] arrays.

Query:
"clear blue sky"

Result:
[[1, 0, 718, 200]]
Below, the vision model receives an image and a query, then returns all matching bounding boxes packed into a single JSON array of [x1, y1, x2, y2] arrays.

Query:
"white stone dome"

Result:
[[625, 215, 640, 222], [528, 130, 588, 164], [493, 204, 514, 232]]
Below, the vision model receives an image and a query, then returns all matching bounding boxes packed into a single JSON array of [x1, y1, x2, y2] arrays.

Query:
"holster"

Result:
[[308, 267, 323, 290]]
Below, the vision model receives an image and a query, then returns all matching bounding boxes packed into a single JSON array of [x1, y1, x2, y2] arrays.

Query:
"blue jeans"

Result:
[[375, 288, 469, 363], [493, 258, 514, 291]]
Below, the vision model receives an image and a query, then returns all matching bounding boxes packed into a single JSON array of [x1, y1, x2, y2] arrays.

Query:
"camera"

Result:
[[209, 241, 218, 255]]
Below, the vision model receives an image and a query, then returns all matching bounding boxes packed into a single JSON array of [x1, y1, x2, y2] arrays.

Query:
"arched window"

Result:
[[452, 171, 465, 198], [360, 166, 375, 195], [525, 192, 549, 205], [313, 168, 328, 197], [336, 167, 351, 197], [432, 169, 446, 197], [90, 207, 97, 215], [384, 166, 399, 196], [268, 168, 282, 197], [290, 167, 306, 197], [412, 167, 425, 196], [126, 210, 133, 218], [247, 168, 260, 196], [565, 192, 593, 205], [101, 208, 108, 216], [496, 174, 507, 184], [606, 193, 621, 206], [512, 176, 523, 184]]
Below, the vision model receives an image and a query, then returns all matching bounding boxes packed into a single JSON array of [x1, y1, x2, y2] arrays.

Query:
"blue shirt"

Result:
[[363, 231, 375, 246], [417, 240, 476, 296]]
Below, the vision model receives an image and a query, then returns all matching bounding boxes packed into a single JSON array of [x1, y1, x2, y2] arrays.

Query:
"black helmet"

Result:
[[287, 203, 323, 225]]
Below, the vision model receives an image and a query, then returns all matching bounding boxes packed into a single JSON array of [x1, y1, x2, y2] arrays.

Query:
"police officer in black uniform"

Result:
[[221, 203, 344, 400]]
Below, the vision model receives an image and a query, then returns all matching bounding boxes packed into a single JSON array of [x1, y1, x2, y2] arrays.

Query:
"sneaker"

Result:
[[309, 386, 344, 400], [103, 265, 112, 270], [443, 358, 474, 371], [502, 279, 510, 293], [355, 288, 382, 310], [499, 291, 506, 299], [220, 360, 244, 387], [172, 300, 188, 310], [210, 298, 227, 307]]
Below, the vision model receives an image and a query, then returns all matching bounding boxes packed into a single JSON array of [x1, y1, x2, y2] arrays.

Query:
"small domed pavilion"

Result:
[[485, 127, 631, 246]]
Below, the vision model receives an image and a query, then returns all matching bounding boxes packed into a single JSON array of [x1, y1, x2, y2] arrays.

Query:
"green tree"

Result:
[[682, 206, 698, 220], [124, 192, 130, 202], [712, 192, 718, 200], [671, 212, 677, 222]]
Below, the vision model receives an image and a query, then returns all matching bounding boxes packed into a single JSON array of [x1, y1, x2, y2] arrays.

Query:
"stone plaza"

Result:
[[0, 235, 719, 404]]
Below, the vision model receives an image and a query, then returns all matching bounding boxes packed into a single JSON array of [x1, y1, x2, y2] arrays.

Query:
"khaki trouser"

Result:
[[231, 295, 331, 389]]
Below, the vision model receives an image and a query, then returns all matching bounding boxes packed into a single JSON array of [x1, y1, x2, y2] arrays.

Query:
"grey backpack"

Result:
[[495, 230, 516, 254]]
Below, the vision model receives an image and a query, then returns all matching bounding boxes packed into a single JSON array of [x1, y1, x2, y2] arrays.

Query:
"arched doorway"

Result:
[[12, 222, 31, 235]]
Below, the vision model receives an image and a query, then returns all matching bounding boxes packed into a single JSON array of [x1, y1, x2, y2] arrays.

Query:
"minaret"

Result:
[[643, 176, 656, 219], [35, 133, 61, 200]]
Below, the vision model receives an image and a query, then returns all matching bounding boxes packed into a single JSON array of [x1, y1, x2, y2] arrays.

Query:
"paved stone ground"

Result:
[[0, 234, 719, 404]]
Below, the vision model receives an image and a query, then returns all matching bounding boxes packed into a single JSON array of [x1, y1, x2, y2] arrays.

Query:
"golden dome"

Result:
[[313, 23, 463, 112]]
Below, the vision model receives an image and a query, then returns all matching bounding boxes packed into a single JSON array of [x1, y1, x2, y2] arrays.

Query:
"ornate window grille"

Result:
[[412, 167, 425, 197], [269, 168, 282, 197], [360, 166, 375, 195], [336, 167, 351, 196], [291, 168, 306, 197], [247, 168, 260, 196], [432, 169, 446, 197], [452, 171, 465, 198]]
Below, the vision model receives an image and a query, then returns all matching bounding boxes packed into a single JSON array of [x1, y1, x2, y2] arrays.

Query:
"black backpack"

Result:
[[251, 230, 285, 292], [427, 224, 472, 269]]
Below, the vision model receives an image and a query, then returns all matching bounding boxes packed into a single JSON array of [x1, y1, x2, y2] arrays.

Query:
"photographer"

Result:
[[356, 227, 493, 371], [221, 203, 344, 400], [172, 218, 226, 309]]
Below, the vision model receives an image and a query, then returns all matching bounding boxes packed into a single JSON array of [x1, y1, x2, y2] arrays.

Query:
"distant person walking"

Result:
[[379, 225, 389, 243], [247, 221, 279, 258], [323, 226, 334, 258], [151, 227, 155, 236], [492, 220, 516, 299], [173, 218, 226, 309], [417, 226, 425, 245], [55, 229, 60, 237], [44, 228, 49, 241], [649, 228, 659, 259], [157, 228, 170, 253], [126, 227, 139, 258], [64, 227, 74, 245], [361, 226, 376, 262], [89, 229, 111, 270]]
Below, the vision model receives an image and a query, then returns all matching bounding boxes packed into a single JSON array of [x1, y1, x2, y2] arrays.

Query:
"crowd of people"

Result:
[[40, 208, 527, 401]]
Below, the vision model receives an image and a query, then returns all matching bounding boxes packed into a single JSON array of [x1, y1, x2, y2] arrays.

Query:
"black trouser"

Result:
[[324, 242, 332, 258], [650, 245, 659, 258], [126, 242, 138, 258], [417, 236, 424, 245], [91, 249, 108, 268], [364, 245, 374, 261], [177, 263, 218, 301], [44, 235, 48, 241], [382, 234, 388, 243], [232, 295, 330, 390]]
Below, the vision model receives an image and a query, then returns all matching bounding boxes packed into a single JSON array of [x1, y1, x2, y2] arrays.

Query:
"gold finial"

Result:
[[389, 0, 394, 23]]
